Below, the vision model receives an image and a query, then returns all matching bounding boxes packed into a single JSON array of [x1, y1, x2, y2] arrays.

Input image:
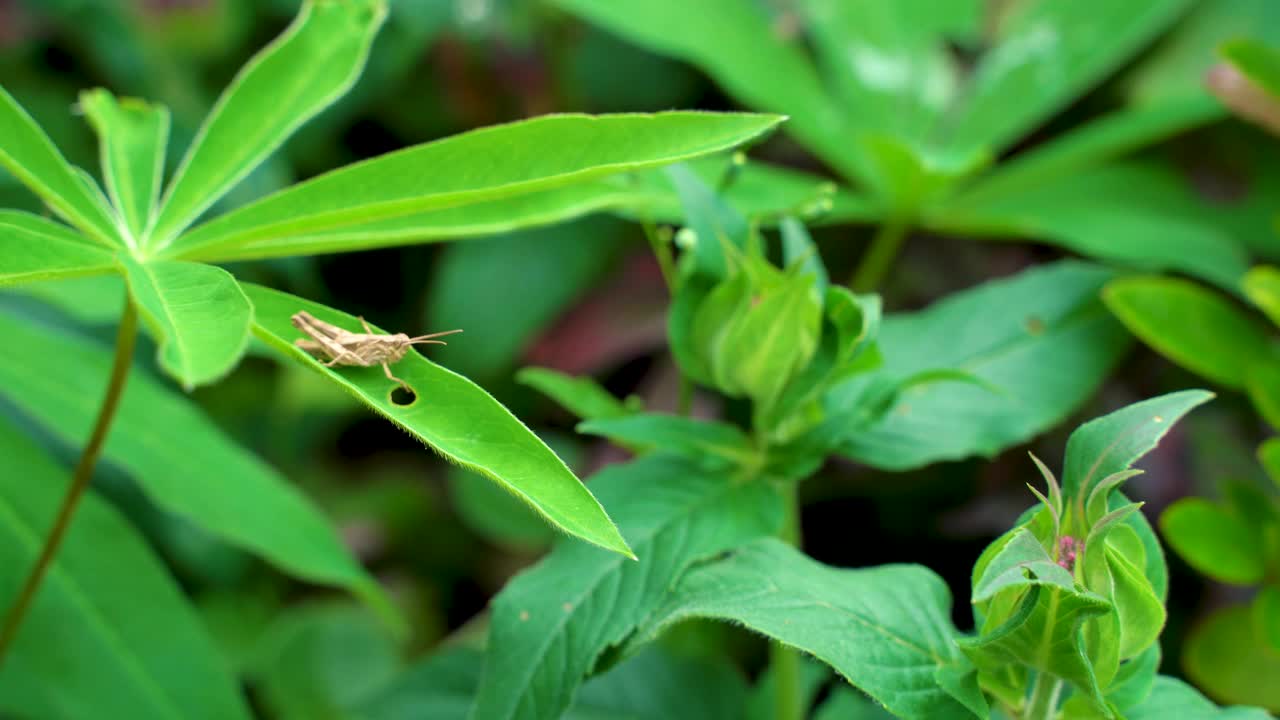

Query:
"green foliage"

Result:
[[0, 418, 252, 720], [554, 0, 1250, 287], [0, 2, 1274, 718]]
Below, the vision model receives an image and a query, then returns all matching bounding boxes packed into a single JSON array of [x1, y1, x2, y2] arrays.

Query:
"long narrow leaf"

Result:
[[243, 284, 634, 558], [0, 211, 117, 286], [0, 87, 119, 245], [552, 0, 858, 182], [0, 419, 253, 720], [80, 89, 170, 244], [168, 112, 783, 257], [148, 0, 386, 248], [947, 0, 1191, 155], [0, 311, 394, 624]]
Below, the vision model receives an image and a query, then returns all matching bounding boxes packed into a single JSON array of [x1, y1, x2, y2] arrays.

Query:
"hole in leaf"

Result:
[[390, 385, 417, 407]]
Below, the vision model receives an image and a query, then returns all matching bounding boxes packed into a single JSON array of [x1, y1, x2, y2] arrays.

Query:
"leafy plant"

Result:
[[1100, 37, 1280, 712], [313, 166, 1258, 719], [552, 0, 1261, 292], [0, 1, 782, 714]]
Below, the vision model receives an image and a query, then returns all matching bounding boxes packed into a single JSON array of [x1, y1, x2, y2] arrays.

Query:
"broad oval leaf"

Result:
[[242, 283, 633, 558], [148, 0, 387, 248], [1104, 276, 1271, 389], [0, 419, 252, 720], [1183, 606, 1280, 711], [80, 89, 170, 243], [630, 538, 978, 720], [1127, 676, 1273, 720], [470, 454, 783, 720], [169, 112, 784, 258], [1160, 498, 1266, 585], [0, 310, 392, 623], [0, 86, 119, 245], [358, 644, 749, 720], [832, 262, 1131, 470], [120, 257, 253, 389], [0, 210, 117, 286]]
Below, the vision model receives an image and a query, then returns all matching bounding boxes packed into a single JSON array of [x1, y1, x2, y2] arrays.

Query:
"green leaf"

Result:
[[470, 454, 783, 720], [0, 311, 390, 621], [448, 463, 555, 551], [630, 538, 979, 720], [814, 687, 898, 720], [624, 156, 876, 227], [1259, 438, 1280, 489], [1184, 605, 1280, 711], [0, 419, 252, 720], [550, 0, 859, 183], [1127, 676, 1273, 720], [780, 216, 829, 295], [578, 413, 758, 469], [80, 88, 170, 242], [120, 257, 253, 388], [1253, 586, 1280, 653], [1242, 265, 1280, 327], [940, 164, 1250, 290], [569, 646, 750, 720], [963, 584, 1113, 714], [168, 112, 784, 258], [0, 86, 119, 245], [178, 179, 659, 262], [1105, 276, 1273, 389], [798, 0, 978, 150], [357, 646, 481, 720], [946, 0, 1192, 155], [358, 644, 751, 720], [245, 604, 399, 720], [1222, 38, 1280, 100], [1160, 498, 1266, 585], [148, 0, 387, 248], [424, 218, 623, 382], [0, 210, 118, 286], [1246, 360, 1280, 430], [833, 262, 1130, 470], [517, 367, 638, 422], [946, 96, 1225, 210], [1125, 0, 1280, 104], [1061, 389, 1213, 498], [971, 528, 1075, 603], [666, 162, 753, 280], [719, 272, 823, 411], [242, 283, 633, 558]]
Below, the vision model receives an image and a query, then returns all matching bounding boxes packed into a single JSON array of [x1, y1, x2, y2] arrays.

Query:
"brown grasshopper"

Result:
[[291, 310, 462, 391]]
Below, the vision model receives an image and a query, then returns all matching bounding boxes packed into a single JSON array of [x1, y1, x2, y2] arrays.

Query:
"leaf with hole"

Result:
[[243, 283, 633, 558]]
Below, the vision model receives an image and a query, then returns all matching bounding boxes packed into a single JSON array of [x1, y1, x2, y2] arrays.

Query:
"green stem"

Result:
[[849, 221, 909, 292], [1024, 673, 1064, 720], [771, 483, 804, 720], [643, 219, 677, 291], [0, 300, 138, 667]]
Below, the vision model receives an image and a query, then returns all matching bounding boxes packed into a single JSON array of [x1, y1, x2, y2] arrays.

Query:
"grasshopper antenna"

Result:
[[409, 329, 463, 345]]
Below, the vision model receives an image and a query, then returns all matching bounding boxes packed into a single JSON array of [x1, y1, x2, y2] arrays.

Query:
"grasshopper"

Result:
[[291, 310, 462, 391]]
